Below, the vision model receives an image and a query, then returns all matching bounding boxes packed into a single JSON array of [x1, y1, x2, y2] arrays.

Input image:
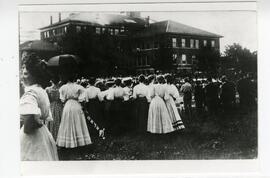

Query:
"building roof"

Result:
[[134, 20, 223, 38], [40, 13, 147, 30]]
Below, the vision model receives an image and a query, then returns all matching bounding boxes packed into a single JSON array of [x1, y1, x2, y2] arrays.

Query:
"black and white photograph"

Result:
[[3, 0, 270, 177], [18, 7, 258, 162]]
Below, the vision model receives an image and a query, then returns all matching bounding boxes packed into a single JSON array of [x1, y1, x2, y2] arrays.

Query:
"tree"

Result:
[[197, 46, 221, 75], [58, 30, 132, 77], [223, 43, 257, 72]]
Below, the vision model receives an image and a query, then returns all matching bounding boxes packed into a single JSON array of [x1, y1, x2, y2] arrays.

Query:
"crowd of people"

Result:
[[19, 53, 257, 161]]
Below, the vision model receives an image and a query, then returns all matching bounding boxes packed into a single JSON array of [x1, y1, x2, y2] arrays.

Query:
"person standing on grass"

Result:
[[122, 78, 134, 131], [204, 77, 220, 115], [56, 63, 92, 149], [45, 75, 63, 141], [220, 76, 236, 113], [85, 77, 103, 135], [164, 74, 185, 131], [180, 77, 193, 114], [194, 80, 205, 111], [20, 53, 58, 161], [111, 78, 125, 135], [99, 80, 115, 135], [147, 75, 174, 134], [133, 75, 150, 133]]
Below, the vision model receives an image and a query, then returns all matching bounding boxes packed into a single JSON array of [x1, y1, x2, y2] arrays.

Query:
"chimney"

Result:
[[58, 13, 61, 22], [50, 16, 53, 25], [126, 11, 141, 18], [145, 16, 150, 27]]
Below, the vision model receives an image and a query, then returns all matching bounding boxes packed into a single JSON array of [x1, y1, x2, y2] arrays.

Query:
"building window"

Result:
[[182, 54, 187, 64], [109, 28, 114, 35], [115, 29, 119, 35], [195, 40, 199, 49], [211, 40, 215, 47], [76, 26, 81, 32], [192, 55, 196, 64], [64, 26, 67, 33], [95, 27, 101, 34], [120, 27, 125, 33], [181, 38, 186, 48], [101, 28, 106, 34], [203, 40, 207, 47], [172, 38, 177, 48], [172, 53, 178, 64], [190, 39, 194, 48]]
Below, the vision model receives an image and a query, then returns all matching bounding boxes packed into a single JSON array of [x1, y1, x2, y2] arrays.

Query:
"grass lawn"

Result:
[[58, 106, 257, 160]]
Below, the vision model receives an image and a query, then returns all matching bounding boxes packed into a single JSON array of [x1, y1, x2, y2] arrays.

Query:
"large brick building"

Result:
[[131, 20, 222, 74], [39, 12, 222, 76]]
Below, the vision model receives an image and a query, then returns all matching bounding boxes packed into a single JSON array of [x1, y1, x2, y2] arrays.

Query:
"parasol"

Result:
[[47, 54, 81, 67]]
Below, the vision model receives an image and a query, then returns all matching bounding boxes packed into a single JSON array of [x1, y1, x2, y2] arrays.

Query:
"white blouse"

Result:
[[59, 82, 86, 103], [132, 83, 150, 101], [85, 85, 101, 101], [113, 86, 125, 99], [20, 84, 53, 122], [152, 84, 167, 98], [123, 86, 132, 101], [164, 84, 181, 103], [99, 87, 115, 101]]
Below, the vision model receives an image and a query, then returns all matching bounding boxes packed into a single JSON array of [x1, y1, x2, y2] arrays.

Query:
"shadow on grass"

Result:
[[58, 106, 257, 160]]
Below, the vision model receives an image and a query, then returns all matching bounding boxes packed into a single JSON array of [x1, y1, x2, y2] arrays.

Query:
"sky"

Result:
[[19, 11, 257, 54]]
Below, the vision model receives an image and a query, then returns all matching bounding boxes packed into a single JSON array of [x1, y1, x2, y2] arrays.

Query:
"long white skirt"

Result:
[[165, 96, 185, 130], [57, 99, 91, 148], [20, 125, 59, 161], [147, 96, 174, 134]]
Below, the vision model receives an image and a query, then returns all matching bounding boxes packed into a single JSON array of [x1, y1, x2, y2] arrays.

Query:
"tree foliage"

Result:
[[197, 46, 221, 75], [58, 31, 133, 77], [223, 43, 257, 72]]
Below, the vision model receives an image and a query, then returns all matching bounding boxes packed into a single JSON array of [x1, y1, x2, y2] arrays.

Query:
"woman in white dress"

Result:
[[56, 72, 91, 148], [164, 74, 185, 130], [20, 53, 58, 161], [147, 75, 174, 134]]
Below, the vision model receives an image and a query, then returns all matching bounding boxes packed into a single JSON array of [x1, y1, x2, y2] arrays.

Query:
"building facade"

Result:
[[130, 20, 222, 74], [39, 12, 222, 76]]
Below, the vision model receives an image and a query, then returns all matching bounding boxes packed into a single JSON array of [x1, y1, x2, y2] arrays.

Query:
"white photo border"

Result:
[[1, 0, 269, 177]]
